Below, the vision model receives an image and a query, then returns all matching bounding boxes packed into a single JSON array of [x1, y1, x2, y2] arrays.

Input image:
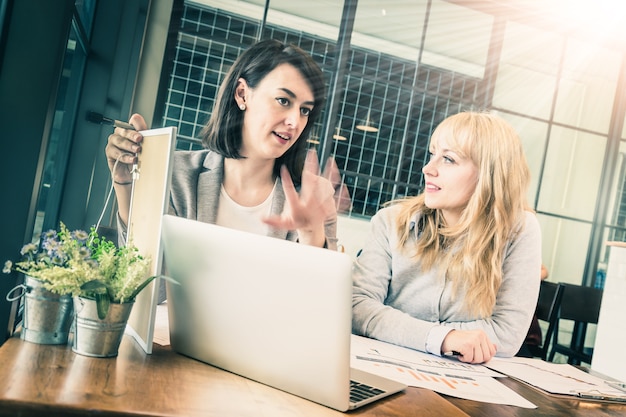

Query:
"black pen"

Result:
[[86, 111, 136, 130], [443, 351, 462, 357]]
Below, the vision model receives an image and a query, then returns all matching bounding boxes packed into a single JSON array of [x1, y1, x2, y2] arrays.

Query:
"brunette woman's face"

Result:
[[235, 63, 314, 161], [422, 137, 478, 226]]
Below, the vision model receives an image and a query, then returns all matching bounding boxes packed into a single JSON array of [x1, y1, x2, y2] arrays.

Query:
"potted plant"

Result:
[[71, 232, 160, 358], [3, 224, 98, 345], [4, 223, 168, 356]]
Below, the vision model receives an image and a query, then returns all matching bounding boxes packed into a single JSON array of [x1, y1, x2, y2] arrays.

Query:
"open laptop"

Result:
[[160, 214, 406, 411]]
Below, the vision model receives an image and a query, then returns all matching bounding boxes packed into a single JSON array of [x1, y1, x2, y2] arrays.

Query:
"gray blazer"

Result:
[[169, 150, 337, 249]]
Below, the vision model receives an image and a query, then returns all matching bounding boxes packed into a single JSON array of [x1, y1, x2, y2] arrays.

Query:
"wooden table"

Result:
[[0, 335, 625, 417]]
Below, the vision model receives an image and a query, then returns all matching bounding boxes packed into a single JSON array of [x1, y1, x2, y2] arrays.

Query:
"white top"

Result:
[[216, 181, 276, 235]]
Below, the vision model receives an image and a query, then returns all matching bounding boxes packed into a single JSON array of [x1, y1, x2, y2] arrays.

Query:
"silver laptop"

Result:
[[160, 214, 406, 411]]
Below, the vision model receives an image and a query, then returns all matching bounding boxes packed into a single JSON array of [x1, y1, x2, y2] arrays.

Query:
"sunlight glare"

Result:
[[546, 0, 626, 42]]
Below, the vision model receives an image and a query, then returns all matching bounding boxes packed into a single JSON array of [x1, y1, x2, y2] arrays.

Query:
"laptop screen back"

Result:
[[161, 214, 355, 411]]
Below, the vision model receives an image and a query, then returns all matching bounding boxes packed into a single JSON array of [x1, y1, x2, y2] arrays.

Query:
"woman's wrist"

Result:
[[297, 226, 326, 248]]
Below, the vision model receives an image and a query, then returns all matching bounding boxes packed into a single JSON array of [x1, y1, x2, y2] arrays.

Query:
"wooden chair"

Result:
[[529, 281, 564, 360], [547, 283, 603, 365]]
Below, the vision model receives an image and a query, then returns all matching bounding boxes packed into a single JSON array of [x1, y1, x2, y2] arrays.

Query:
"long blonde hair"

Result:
[[395, 111, 531, 317]]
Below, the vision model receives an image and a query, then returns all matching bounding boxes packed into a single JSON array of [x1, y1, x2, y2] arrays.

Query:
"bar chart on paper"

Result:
[[395, 363, 479, 390], [350, 335, 536, 408]]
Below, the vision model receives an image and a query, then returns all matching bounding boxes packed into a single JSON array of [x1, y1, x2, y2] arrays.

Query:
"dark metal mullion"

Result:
[[392, 0, 432, 199], [319, 0, 358, 171], [583, 54, 626, 286]]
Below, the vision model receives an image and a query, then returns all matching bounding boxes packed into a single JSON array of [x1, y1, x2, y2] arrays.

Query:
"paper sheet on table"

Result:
[[350, 335, 536, 408], [486, 356, 626, 399]]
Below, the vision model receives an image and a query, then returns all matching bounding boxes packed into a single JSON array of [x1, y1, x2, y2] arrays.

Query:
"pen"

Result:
[[443, 351, 461, 357], [86, 111, 136, 130], [577, 392, 626, 402]]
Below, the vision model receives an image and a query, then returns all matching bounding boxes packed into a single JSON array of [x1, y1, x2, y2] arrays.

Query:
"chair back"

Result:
[[548, 283, 603, 365], [534, 281, 563, 360], [558, 283, 603, 324]]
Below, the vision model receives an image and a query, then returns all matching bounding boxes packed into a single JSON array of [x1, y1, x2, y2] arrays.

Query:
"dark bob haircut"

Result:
[[200, 39, 326, 185]]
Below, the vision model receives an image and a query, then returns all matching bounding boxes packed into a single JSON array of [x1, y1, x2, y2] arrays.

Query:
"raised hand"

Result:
[[263, 149, 336, 247]]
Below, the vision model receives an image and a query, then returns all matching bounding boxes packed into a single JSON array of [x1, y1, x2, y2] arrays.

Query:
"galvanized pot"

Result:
[[6, 275, 73, 345], [72, 296, 134, 358]]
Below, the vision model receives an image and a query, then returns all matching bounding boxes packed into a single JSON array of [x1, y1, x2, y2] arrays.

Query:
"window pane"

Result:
[[604, 140, 626, 230], [75, 0, 97, 37], [538, 126, 606, 220], [493, 22, 561, 118], [498, 112, 549, 207], [422, 0, 492, 78], [538, 214, 591, 286], [553, 39, 621, 133], [33, 24, 88, 237], [353, 0, 424, 61]]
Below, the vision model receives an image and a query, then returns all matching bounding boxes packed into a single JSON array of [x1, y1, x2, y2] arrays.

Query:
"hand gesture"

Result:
[[263, 149, 337, 247]]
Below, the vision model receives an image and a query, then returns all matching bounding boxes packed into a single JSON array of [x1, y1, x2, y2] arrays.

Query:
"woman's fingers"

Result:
[[129, 113, 148, 131], [442, 329, 497, 364], [104, 114, 148, 182]]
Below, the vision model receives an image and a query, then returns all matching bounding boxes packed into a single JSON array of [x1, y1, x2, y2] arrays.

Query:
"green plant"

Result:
[[3, 223, 98, 295], [4, 223, 168, 319], [79, 234, 158, 319]]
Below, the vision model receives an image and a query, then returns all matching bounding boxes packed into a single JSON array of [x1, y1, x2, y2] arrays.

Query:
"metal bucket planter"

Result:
[[6, 275, 73, 345], [72, 296, 134, 358]]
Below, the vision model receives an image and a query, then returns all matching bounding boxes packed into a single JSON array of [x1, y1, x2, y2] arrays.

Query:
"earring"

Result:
[[239, 104, 246, 111]]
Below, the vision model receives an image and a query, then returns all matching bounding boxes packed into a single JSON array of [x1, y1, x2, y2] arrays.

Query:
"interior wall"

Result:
[[0, 0, 75, 343]]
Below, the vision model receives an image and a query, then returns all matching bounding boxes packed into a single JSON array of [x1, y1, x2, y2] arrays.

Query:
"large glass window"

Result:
[[161, 0, 626, 293]]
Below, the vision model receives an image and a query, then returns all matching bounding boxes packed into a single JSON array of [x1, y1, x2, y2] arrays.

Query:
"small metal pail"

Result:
[[6, 275, 73, 345], [72, 296, 134, 358]]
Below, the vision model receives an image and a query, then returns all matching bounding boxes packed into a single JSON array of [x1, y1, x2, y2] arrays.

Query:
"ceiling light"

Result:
[[332, 126, 347, 141], [356, 110, 379, 133]]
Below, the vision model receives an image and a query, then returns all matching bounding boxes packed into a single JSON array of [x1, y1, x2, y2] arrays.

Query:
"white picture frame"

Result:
[[125, 126, 176, 354]]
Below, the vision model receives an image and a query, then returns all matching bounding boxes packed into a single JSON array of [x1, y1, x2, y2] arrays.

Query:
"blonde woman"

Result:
[[352, 111, 542, 364]]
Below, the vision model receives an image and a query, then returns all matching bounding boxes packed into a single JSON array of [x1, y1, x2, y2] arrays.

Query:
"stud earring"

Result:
[[239, 104, 246, 111]]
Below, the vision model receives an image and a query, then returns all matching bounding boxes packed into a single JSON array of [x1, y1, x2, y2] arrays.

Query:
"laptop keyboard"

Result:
[[349, 380, 386, 404]]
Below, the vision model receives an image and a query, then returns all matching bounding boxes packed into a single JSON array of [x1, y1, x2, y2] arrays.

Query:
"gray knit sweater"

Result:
[[352, 204, 542, 357]]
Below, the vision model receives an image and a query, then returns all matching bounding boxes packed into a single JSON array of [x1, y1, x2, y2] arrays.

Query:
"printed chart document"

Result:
[[350, 335, 536, 408], [487, 356, 626, 402]]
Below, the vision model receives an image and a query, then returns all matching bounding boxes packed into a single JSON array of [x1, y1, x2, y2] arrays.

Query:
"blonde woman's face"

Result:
[[422, 136, 478, 226]]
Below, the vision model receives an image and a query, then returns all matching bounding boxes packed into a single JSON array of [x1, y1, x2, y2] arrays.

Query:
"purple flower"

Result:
[[72, 230, 89, 243]]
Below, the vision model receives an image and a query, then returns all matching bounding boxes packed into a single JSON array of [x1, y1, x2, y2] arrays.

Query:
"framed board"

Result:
[[125, 126, 176, 354]]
